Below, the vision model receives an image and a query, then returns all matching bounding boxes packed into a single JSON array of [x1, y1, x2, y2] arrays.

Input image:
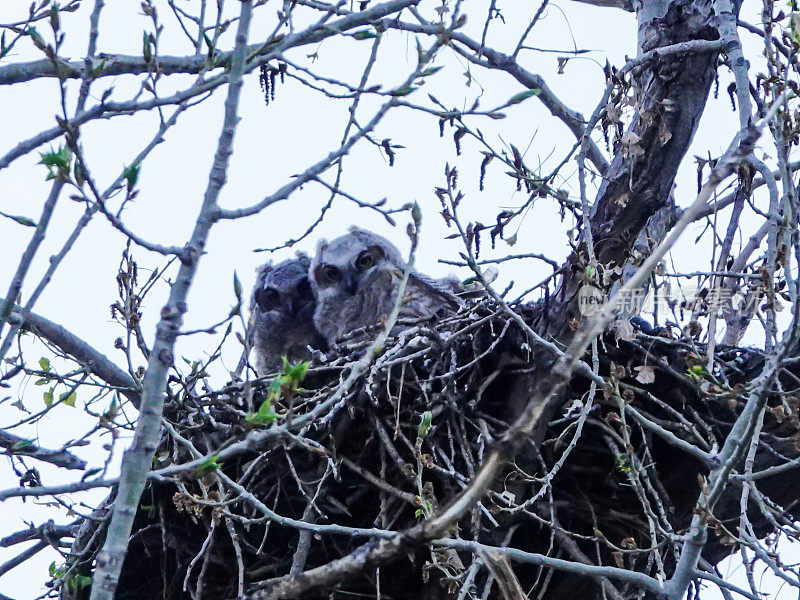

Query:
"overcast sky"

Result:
[[0, 0, 794, 597]]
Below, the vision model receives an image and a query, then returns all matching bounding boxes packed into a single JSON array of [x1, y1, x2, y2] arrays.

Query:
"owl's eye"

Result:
[[321, 265, 342, 284], [355, 251, 374, 271], [255, 287, 281, 312], [295, 278, 313, 300]]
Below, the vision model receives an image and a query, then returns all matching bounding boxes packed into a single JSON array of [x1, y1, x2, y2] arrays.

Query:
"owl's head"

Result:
[[311, 227, 403, 297], [252, 254, 315, 319]]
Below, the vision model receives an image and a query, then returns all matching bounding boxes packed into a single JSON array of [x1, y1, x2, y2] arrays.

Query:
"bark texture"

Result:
[[544, 0, 723, 339]]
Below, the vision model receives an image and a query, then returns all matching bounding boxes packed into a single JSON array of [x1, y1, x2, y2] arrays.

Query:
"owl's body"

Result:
[[310, 227, 460, 344], [249, 255, 326, 376]]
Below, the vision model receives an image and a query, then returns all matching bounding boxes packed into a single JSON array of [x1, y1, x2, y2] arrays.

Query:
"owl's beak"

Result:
[[284, 296, 295, 317], [343, 271, 358, 296]]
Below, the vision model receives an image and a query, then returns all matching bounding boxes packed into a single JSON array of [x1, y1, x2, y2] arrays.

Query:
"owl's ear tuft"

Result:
[[348, 226, 375, 246], [295, 251, 311, 269], [255, 262, 273, 286], [348, 225, 374, 239]]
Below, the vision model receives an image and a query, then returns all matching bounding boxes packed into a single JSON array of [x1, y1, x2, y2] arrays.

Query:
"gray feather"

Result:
[[249, 254, 326, 376], [310, 227, 459, 344]]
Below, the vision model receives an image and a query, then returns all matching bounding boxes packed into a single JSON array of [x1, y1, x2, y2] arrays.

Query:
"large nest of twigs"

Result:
[[63, 298, 800, 600]]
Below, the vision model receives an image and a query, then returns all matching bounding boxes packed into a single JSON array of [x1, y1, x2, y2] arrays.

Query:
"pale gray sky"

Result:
[[0, 0, 793, 597]]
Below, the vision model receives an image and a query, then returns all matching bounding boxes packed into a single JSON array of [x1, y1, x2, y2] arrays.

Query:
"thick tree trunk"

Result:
[[543, 0, 723, 340]]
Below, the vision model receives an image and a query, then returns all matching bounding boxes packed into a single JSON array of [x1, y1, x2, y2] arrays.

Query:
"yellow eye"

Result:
[[356, 251, 374, 271]]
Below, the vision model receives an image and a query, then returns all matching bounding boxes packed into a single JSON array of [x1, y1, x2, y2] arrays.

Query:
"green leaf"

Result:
[[50, 2, 61, 31], [43, 388, 54, 407], [419, 66, 443, 77], [268, 375, 283, 398], [123, 163, 139, 192], [389, 85, 416, 97], [283, 359, 310, 383], [10, 439, 34, 453], [194, 454, 222, 476], [61, 391, 76, 407], [351, 29, 377, 40], [0, 211, 37, 227], [202, 31, 216, 61], [39, 357, 51, 371], [410, 202, 422, 226], [233, 271, 243, 303], [27, 26, 46, 50], [91, 58, 106, 79], [506, 89, 541, 106], [38, 145, 72, 180], [35, 377, 50, 386], [39, 146, 71, 169], [246, 399, 280, 426], [101, 399, 119, 423], [142, 30, 152, 63], [65, 571, 91, 593], [417, 410, 433, 439], [686, 364, 712, 382], [73, 159, 85, 186]]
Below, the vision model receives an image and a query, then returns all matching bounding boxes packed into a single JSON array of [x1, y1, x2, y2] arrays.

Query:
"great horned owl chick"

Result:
[[250, 255, 327, 376], [310, 226, 460, 345]]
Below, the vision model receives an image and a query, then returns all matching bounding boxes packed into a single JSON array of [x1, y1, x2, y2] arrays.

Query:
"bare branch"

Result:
[[0, 431, 87, 471]]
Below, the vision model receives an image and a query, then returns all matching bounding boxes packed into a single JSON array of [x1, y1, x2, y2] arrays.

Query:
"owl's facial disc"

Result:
[[316, 263, 357, 296]]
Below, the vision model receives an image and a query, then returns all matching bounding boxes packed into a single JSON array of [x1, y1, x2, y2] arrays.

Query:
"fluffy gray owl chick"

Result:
[[250, 254, 327, 376], [310, 226, 460, 344]]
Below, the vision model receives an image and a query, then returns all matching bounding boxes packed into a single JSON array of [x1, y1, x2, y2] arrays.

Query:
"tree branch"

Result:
[[0, 0, 418, 86], [0, 431, 87, 471], [570, 0, 634, 10], [88, 3, 256, 597]]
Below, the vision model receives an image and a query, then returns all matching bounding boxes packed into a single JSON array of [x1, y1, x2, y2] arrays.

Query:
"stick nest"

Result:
[[62, 300, 800, 600]]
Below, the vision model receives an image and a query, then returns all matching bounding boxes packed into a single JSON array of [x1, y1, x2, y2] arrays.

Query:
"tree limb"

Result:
[[0, 0, 418, 86], [0, 431, 87, 471]]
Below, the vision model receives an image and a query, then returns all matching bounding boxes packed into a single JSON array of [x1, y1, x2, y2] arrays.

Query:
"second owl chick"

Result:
[[250, 255, 327, 376], [310, 226, 460, 345]]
